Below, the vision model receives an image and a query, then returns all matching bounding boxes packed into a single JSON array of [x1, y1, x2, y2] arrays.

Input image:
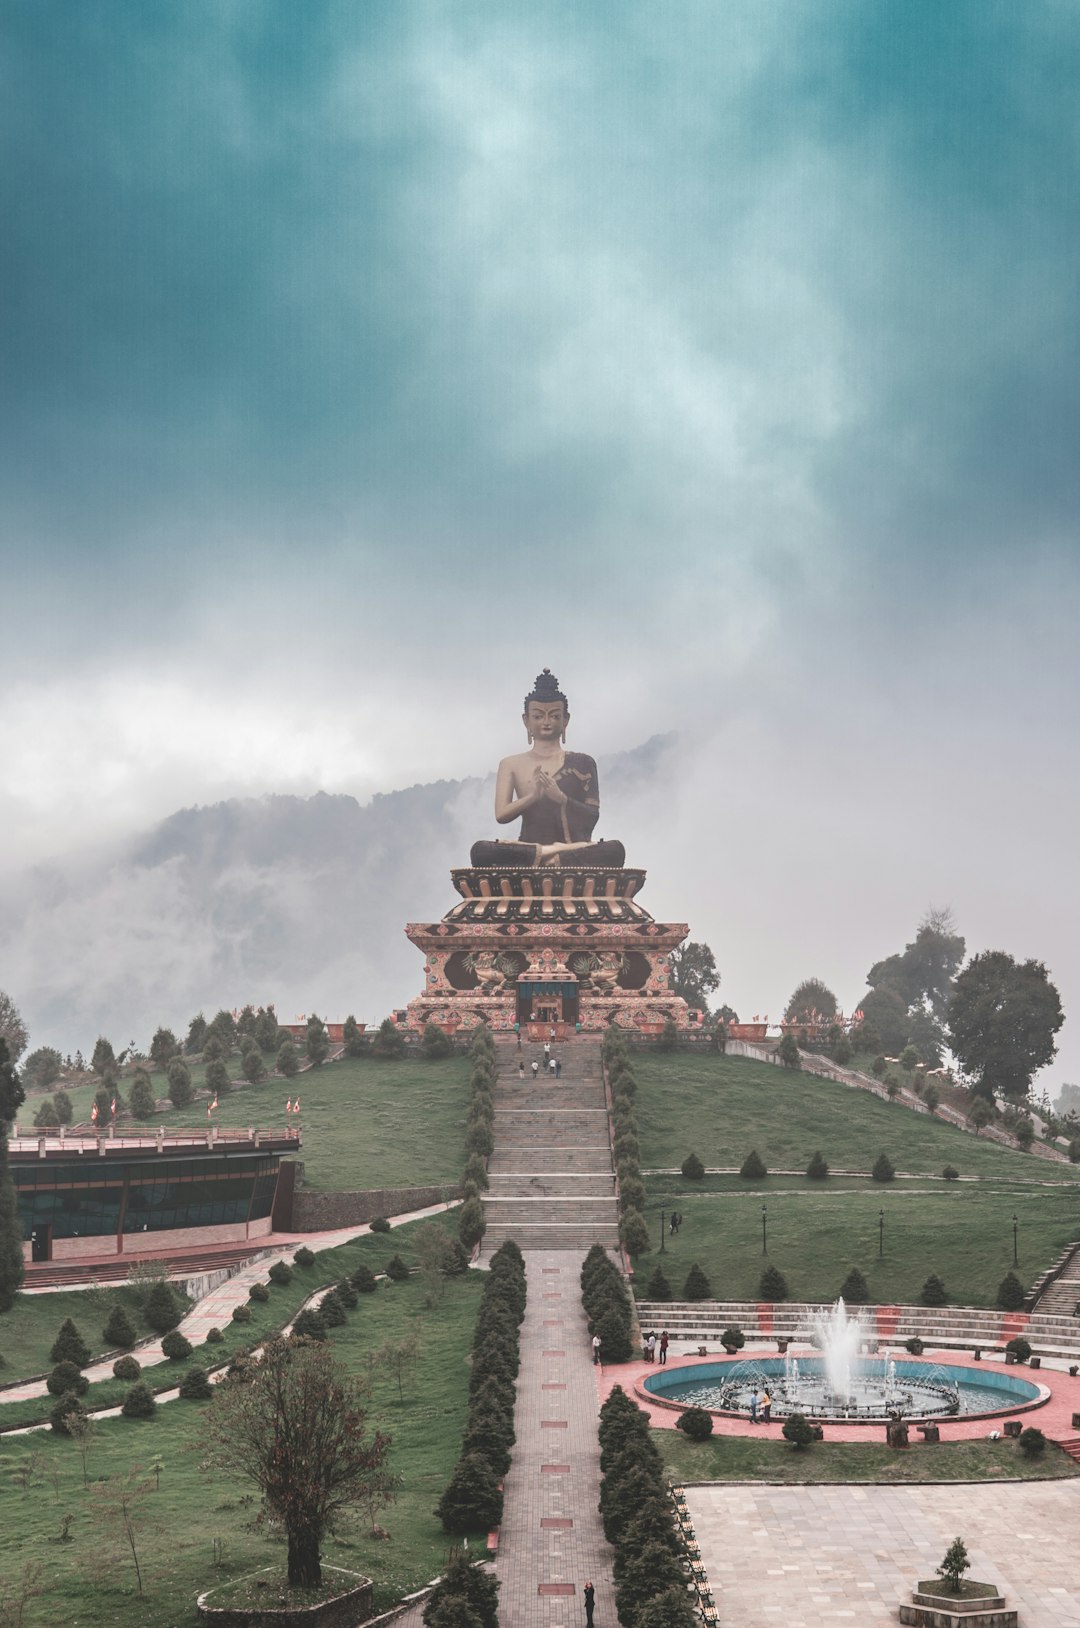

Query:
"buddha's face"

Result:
[[524, 700, 568, 742]]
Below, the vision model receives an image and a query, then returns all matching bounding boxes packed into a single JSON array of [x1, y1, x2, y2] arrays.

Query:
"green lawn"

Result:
[[0, 1218, 465, 1428], [0, 1283, 191, 1382], [639, 1180, 1080, 1306], [660, 1430, 1080, 1483], [633, 1052, 1079, 1181], [148, 1055, 471, 1191], [0, 1217, 484, 1627]]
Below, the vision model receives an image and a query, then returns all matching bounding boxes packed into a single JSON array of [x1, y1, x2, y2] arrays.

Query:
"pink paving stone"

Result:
[[540, 1519, 574, 1529], [538, 1585, 576, 1596], [542, 1383, 567, 1390], [543, 1293, 562, 1300], [542, 1268, 561, 1274], [542, 1349, 565, 1356], [541, 1420, 569, 1428], [542, 1318, 563, 1325], [540, 1464, 570, 1473]]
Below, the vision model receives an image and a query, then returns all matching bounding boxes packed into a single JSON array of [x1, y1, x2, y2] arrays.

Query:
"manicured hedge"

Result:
[[436, 1238, 525, 1534]]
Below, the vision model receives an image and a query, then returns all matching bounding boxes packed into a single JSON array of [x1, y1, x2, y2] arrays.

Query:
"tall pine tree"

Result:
[[0, 1039, 26, 1310]]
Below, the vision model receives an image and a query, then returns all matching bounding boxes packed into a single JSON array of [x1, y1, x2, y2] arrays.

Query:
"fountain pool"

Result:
[[642, 1303, 1044, 1423], [644, 1355, 1043, 1422]]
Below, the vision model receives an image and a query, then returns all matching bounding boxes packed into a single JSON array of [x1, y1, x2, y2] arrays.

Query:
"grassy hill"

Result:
[[633, 1051, 1078, 1180], [30, 1053, 470, 1192], [633, 1052, 1080, 1307]]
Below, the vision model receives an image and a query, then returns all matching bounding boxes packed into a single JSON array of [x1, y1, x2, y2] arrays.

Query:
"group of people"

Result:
[[518, 1046, 563, 1081], [748, 1386, 772, 1423], [640, 1329, 670, 1364]]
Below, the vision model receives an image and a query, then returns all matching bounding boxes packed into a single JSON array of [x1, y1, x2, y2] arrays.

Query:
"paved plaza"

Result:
[[684, 1480, 1080, 1627]]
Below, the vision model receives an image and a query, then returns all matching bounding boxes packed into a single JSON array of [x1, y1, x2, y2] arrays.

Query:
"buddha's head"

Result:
[[523, 667, 569, 745]]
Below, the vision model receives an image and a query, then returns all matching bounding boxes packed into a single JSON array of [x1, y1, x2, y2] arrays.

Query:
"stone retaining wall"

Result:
[[289, 1174, 459, 1231]]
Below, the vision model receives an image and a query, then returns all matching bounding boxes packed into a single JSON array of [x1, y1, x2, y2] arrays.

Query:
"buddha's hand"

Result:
[[534, 767, 567, 806]]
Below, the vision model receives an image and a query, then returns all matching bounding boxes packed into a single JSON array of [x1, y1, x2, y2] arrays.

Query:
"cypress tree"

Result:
[[0, 1039, 25, 1311]]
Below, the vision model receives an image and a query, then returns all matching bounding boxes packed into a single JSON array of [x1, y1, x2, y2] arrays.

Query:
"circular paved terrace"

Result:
[[596, 1343, 1080, 1444]]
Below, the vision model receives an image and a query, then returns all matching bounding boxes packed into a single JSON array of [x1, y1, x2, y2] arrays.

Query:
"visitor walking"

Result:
[[646, 1332, 657, 1363], [531, 1060, 540, 1079], [749, 1387, 759, 1423], [583, 1582, 595, 1627], [543, 1042, 551, 1061], [549, 1056, 557, 1076], [761, 1388, 772, 1423], [518, 1059, 525, 1080], [555, 1057, 562, 1079], [592, 1333, 602, 1366], [659, 1330, 669, 1365]]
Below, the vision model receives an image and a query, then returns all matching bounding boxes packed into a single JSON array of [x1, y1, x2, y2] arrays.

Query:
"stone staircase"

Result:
[[1029, 1241, 1080, 1317], [481, 1037, 619, 1254]]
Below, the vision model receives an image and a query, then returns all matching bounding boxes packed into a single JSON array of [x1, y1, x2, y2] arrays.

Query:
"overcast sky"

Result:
[[2, 3, 1078, 1083]]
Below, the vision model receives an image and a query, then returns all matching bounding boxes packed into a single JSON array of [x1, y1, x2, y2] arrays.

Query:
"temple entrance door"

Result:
[[533, 999, 561, 1026], [31, 1225, 52, 1262]]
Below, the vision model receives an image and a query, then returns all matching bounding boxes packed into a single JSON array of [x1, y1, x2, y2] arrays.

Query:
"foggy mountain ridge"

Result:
[[2, 735, 678, 1055]]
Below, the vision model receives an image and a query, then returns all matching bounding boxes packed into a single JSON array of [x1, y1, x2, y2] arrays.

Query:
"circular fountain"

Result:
[[643, 1300, 1045, 1423]]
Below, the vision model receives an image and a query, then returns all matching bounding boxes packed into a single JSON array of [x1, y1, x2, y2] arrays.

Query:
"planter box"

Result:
[[899, 1583, 1015, 1628], [197, 1567, 374, 1628]]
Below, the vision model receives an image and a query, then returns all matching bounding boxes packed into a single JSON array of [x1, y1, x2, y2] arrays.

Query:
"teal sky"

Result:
[[2, 3, 1078, 1078]]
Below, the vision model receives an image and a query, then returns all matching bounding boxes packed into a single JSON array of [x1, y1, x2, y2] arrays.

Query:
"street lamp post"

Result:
[[1013, 1213, 1019, 1268], [761, 1204, 768, 1255], [660, 1209, 667, 1254], [879, 1208, 885, 1258]]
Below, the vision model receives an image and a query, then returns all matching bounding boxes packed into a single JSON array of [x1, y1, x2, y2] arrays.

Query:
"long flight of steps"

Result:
[[481, 1036, 619, 1255]]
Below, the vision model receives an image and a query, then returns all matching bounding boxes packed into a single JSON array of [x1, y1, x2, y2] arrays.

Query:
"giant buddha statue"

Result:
[[469, 669, 626, 868]]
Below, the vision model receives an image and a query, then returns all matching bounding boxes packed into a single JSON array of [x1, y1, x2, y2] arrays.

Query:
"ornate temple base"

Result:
[[404, 864, 690, 1033]]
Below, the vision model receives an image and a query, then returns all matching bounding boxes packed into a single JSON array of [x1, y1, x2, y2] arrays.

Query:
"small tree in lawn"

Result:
[[242, 1049, 264, 1085], [806, 1151, 828, 1180], [51, 1317, 91, 1368], [342, 1015, 366, 1057], [936, 1536, 971, 1594], [681, 1153, 705, 1180], [89, 1467, 159, 1596], [740, 1149, 766, 1180], [838, 1267, 869, 1303], [277, 1037, 300, 1078], [619, 1210, 651, 1257], [305, 1014, 330, 1068], [782, 1413, 814, 1450], [759, 1264, 788, 1302], [377, 1334, 422, 1404], [778, 1033, 801, 1069], [921, 1274, 948, 1307], [683, 1263, 712, 1301], [149, 1027, 180, 1074], [201, 1336, 391, 1588], [923, 1081, 941, 1114], [166, 1057, 193, 1108], [872, 1151, 895, 1182], [646, 1265, 673, 1301], [997, 1271, 1025, 1311], [129, 1070, 156, 1119], [91, 1037, 117, 1076], [372, 1017, 406, 1060], [420, 1021, 452, 1059]]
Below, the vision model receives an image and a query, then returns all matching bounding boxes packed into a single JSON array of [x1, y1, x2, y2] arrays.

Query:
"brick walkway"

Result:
[[494, 1249, 615, 1628]]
